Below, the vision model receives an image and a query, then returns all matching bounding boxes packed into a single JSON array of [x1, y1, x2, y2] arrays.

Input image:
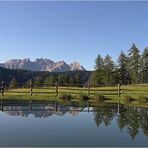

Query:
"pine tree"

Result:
[[89, 69, 105, 85], [128, 43, 140, 84], [90, 54, 105, 85], [34, 76, 42, 88], [141, 47, 148, 83], [25, 79, 32, 88], [74, 73, 81, 84], [9, 77, 17, 89], [44, 75, 55, 86], [95, 54, 104, 70], [63, 73, 70, 84], [103, 55, 114, 85], [58, 74, 65, 85], [117, 50, 129, 84]]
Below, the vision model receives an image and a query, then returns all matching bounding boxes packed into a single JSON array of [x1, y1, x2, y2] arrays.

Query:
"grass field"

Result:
[[1, 84, 148, 98], [0, 84, 148, 104]]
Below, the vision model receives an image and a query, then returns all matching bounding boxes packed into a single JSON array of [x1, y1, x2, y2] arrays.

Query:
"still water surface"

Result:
[[0, 100, 147, 147]]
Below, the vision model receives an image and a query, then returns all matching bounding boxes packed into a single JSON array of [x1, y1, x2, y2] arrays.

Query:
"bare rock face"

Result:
[[69, 62, 85, 71], [0, 58, 86, 72], [50, 61, 70, 72]]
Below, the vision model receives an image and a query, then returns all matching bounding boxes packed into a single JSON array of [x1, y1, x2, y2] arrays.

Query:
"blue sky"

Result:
[[0, 1, 148, 70]]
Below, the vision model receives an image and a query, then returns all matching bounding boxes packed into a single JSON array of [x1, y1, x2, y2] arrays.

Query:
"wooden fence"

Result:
[[0, 81, 122, 97]]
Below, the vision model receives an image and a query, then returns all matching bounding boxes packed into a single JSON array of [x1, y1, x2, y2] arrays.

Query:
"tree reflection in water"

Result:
[[93, 104, 116, 127], [93, 102, 148, 139]]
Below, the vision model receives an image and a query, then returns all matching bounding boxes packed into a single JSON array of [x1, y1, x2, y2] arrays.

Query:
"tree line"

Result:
[[0, 67, 91, 88], [90, 43, 148, 85]]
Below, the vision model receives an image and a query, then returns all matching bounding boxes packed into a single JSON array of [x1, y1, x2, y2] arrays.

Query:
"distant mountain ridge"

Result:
[[0, 58, 86, 72]]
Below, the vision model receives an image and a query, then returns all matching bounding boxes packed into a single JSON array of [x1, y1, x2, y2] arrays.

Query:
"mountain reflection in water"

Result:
[[0, 100, 148, 140]]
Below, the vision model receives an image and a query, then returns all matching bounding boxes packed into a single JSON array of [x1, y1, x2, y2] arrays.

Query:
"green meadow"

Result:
[[0, 84, 148, 108]]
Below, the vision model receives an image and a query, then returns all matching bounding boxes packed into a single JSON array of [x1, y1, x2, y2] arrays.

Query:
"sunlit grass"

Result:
[[0, 84, 148, 103]]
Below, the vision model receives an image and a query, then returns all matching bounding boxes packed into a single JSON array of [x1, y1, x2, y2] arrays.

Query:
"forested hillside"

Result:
[[0, 66, 91, 86]]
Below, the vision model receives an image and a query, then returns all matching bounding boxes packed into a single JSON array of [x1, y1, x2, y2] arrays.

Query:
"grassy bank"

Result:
[[0, 84, 148, 102]]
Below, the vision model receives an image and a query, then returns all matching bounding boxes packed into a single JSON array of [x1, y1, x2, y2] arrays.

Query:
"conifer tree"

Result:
[[128, 43, 140, 84], [44, 75, 55, 86], [142, 47, 148, 83], [117, 50, 129, 84], [9, 77, 17, 89], [90, 54, 105, 85], [103, 55, 114, 85], [34, 76, 42, 88]]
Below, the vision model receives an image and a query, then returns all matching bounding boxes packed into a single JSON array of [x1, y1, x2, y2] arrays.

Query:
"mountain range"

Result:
[[0, 58, 86, 72]]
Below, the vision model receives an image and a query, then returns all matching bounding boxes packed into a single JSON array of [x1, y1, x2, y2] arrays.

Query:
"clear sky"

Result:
[[0, 1, 148, 70]]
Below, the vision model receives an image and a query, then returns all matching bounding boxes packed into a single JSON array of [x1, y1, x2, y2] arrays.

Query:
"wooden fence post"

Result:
[[29, 99, 32, 111], [117, 101, 120, 114], [87, 83, 90, 96], [55, 82, 58, 95], [1, 100, 3, 112], [0, 99, 3, 112], [87, 101, 90, 112], [55, 100, 58, 112], [118, 83, 121, 97], [1, 81, 5, 96], [30, 81, 33, 96]]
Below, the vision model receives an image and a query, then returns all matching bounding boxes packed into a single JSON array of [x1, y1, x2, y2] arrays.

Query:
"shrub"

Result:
[[95, 94, 105, 101], [79, 93, 90, 101], [59, 93, 73, 101], [124, 96, 134, 103], [138, 97, 148, 104]]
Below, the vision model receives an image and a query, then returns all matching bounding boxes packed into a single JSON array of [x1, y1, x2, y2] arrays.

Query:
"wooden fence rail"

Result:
[[0, 81, 122, 97]]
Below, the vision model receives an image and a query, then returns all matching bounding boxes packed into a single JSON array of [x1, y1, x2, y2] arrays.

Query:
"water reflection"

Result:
[[117, 104, 148, 139], [93, 102, 148, 139], [0, 99, 148, 140], [0, 100, 87, 118]]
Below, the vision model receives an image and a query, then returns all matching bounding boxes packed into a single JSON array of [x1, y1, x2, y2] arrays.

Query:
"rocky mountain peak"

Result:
[[70, 61, 85, 71], [35, 58, 54, 65], [0, 58, 86, 72]]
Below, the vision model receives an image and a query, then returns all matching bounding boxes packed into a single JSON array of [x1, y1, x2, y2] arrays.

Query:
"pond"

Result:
[[0, 100, 147, 147]]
